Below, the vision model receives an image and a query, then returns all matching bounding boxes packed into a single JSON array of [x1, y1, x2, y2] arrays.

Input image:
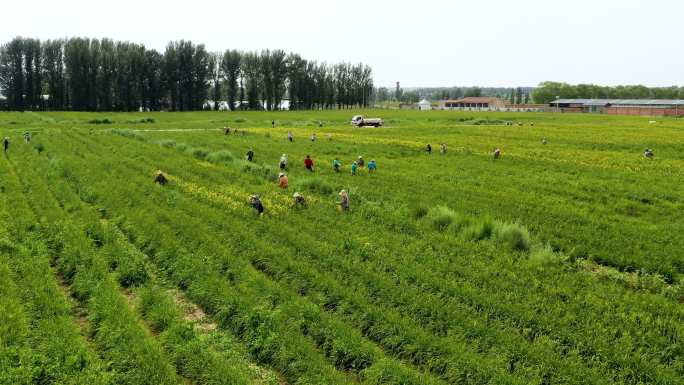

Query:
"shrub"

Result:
[[298, 177, 334, 195], [472, 119, 505, 125], [33, 142, 45, 154], [240, 161, 278, 182], [528, 244, 564, 266], [112, 129, 145, 141], [495, 222, 531, 252], [188, 147, 210, 160], [128, 118, 155, 124], [88, 118, 114, 124], [409, 205, 428, 220], [206, 150, 234, 164], [462, 217, 496, 241], [157, 139, 176, 148], [426, 206, 458, 231]]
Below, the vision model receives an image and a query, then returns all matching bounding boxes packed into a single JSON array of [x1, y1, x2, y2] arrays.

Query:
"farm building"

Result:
[[418, 99, 431, 110], [438, 97, 506, 110], [550, 99, 684, 116]]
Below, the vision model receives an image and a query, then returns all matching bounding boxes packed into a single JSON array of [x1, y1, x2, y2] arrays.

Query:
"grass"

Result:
[[0, 109, 682, 385]]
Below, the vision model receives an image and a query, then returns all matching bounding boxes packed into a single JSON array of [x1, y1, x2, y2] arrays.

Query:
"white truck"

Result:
[[351, 115, 384, 127]]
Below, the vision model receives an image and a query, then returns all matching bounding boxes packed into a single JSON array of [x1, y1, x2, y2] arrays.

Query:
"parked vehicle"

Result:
[[351, 115, 384, 127]]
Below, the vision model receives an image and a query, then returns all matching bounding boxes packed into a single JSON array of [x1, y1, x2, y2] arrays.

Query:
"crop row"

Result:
[[113, 130, 684, 383], [42, 130, 684, 382], [13, 139, 289, 385], [122, 128, 684, 384], [22, 132, 453, 385]]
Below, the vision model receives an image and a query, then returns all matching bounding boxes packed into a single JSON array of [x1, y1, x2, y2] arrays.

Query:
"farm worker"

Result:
[[246, 148, 254, 162], [426, 144, 432, 154], [644, 149, 654, 158], [223, 126, 230, 135], [319, 121, 323, 128], [154, 170, 168, 185], [293, 192, 306, 208], [351, 161, 358, 176], [493, 148, 501, 159], [271, 120, 276, 128], [357, 156, 365, 168], [338, 190, 350, 211], [304, 155, 314, 172], [3, 137, 9, 153], [542, 138, 548, 145], [440, 143, 447, 154], [333, 158, 342, 172], [287, 131, 293, 142], [23, 131, 31, 143], [278, 173, 289, 189], [249, 195, 265, 216], [367, 160, 377, 173], [311, 133, 317, 142], [279, 154, 288, 170]]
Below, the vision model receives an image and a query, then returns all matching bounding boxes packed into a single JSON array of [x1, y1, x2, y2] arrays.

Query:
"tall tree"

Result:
[[42, 39, 65, 110], [221, 49, 241, 110], [208, 52, 222, 110], [0, 38, 25, 110]]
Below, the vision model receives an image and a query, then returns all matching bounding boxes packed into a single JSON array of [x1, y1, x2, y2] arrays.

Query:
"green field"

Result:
[[0, 110, 682, 385]]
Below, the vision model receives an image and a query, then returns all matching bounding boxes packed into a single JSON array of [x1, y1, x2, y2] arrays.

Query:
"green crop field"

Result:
[[0, 109, 682, 385]]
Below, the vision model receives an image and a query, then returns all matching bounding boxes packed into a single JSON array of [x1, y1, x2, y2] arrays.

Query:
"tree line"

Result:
[[532, 81, 684, 104], [375, 86, 534, 104], [0, 37, 374, 111]]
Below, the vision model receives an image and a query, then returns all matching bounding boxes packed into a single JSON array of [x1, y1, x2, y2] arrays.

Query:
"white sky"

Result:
[[3, 0, 684, 88]]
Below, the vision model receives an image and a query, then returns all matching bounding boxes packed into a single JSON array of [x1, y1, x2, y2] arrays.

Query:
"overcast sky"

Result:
[[3, 0, 683, 88]]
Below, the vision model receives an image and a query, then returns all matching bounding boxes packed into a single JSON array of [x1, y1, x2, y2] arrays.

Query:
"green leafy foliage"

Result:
[[0, 110, 682, 385]]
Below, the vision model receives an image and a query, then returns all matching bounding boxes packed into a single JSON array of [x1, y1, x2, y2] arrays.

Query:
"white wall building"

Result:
[[418, 99, 431, 111]]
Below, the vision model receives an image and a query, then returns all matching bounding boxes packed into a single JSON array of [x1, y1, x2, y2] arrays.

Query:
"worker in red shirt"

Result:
[[304, 155, 314, 172]]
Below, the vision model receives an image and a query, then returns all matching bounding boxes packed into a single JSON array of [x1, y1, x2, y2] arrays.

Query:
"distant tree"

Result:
[[395, 83, 403, 102], [464, 86, 482, 97], [42, 39, 66, 110], [401, 90, 420, 104], [208, 52, 222, 110], [242, 51, 261, 110], [23, 38, 42, 110], [269, 50, 287, 110], [0, 36, 376, 112], [515, 87, 523, 105], [162, 40, 209, 111], [0, 38, 25, 110], [450, 88, 463, 99], [221, 49, 241, 110]]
